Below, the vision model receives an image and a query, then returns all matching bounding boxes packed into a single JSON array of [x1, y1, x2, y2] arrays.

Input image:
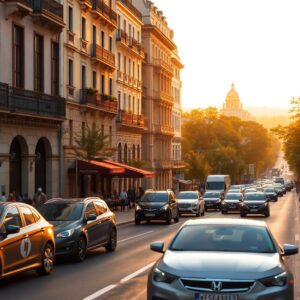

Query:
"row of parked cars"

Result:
[[0, 197, 117, 279]]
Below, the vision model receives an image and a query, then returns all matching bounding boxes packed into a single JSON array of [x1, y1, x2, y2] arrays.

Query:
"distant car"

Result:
[[221, 192, 243, 214], [274, 184, 284, 196], [39, 197, 117, 262], [240, 192, 270, 217], [263, 187, 278, 202], [0, 202, 55, 278], [202, 191, 222, 211], [135, 190, 180, 225], [244, 188, 257, 193], [177, 191, 205, 217], [148, 218, 298, 300]]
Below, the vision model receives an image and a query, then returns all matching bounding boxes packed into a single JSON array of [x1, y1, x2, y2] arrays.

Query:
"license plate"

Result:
[[250, 209, 258, 212], [195, 294, 238, 300], [206, 204, 212, 206], [145, 213, 155, 217]]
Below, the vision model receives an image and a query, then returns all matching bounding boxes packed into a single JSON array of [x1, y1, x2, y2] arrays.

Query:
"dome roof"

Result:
[[225, 83, 241, 109]]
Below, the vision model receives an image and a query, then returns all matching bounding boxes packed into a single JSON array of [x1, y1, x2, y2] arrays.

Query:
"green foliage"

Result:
[[182, 108, 279, 183], [74, 123, 113, 161]]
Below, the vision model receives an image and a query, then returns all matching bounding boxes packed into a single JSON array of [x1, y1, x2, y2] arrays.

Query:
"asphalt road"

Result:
[[0, 191, 299, 300]]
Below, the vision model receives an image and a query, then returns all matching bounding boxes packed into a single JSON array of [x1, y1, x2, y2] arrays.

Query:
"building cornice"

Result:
[[143, 25, 176, 50]]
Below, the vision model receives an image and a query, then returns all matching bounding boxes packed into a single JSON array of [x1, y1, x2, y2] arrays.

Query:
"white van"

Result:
[[205, 175, 231, 194]]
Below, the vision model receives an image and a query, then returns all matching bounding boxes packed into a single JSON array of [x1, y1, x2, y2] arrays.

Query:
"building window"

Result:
[[68, 59, 73, 86], [101, 75, 105, 94], [69, 120, 73, 146], [34, 34, 44, 92], [13, 25, 24, 88], [123, 20, 126, 32], [101, 124, 104, 135], [81, 122, 86, 136], [81, 65, 86, 89], [133, 96, 135, 114], [109, 36, 112, 52], [101, 31, 105, 48], [123, 56, 127, 73], [109, 78, 113, 95], [117, 14, 121, 28], [81, 17, 86, 40], [117, 52, 121, 70], [133, 61, 135, 78], [137, 31, 140, 42], [68, 6, 73, 32], [51, 42, 59, 96], [92, 71, 97, 89], [118, 91, 121, 110], [92, 25, 96, 44], [118, 143, 122, 162], [128, 95, 131, 112], [124, 144, 128, 163], [109, 126, 112, 147], [123, 93, 126, 110], [137, 63, 140, 80], [129, 59, 131, 76]]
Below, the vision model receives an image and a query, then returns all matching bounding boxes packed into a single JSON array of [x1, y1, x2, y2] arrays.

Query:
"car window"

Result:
[[94, 201, 107, 215], [140, 192, 168, 203], [0, 207, 22, 233], [178, 192, 198, 199], [85, 202, 97, 218], [32, 209, 41, 222], [20, 206, 36, 226], [40, 203, 83, 221]]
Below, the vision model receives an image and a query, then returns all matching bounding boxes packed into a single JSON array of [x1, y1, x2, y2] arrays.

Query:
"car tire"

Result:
[[105, 228, 117, 252], [73, 235, 87, 262], [135, 218, 141, 225], [196, 208, 200, 217], [174, 211, 180, 223], [240, 213, 246, 218], [36, 243, 54, 276], [166, 211, 172, 225]]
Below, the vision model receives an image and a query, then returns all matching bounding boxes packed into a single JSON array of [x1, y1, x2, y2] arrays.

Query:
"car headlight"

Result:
[[56, 228, 75, 238], [192, 201, 198, 207], [160, 205, 168, 211], [153, 267, 178, 283], [259, 271, 287, 287]]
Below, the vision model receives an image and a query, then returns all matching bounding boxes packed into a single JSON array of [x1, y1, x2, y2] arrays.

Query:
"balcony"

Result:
[[153, 58, 173, 75], [0, 82, 65, 121], [154, 90, 173, 104], [154, 124, 174, 136], [92, 0, 117, 30], [173, 160, 186, 169], [116, 29, 128, 44], [32, 0, 64, 31], [117, 110, 145, 131], [154, 160, 174, 170], [81, 89, 118, 115], [79, 0, 92, 11], [118, 0, 142, 20], [91, 44, 116, 70], [4, 0, 32, 18]]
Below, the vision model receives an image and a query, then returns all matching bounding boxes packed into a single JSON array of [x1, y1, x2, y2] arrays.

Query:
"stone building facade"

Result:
[[0, 0, 66, 198]]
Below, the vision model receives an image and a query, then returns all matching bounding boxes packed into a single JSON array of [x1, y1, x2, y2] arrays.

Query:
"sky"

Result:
[[152, 0, 300, 109]]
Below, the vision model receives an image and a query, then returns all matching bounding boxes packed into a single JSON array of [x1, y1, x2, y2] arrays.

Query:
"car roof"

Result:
[[0, 202, 33, 208], [45, 197, 103, 204], [184, 218, 267, 227]]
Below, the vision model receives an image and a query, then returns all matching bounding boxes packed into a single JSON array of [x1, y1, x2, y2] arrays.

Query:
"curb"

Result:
[[116, 219, 134, 226]]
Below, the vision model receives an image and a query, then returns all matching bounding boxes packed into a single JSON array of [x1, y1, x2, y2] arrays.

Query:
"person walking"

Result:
[[0, 191, 7, 201], [296, 178, 300, 201], [119, 189, 128, 212], [23, 193, 33, 205], [33, 187, 47, 210]]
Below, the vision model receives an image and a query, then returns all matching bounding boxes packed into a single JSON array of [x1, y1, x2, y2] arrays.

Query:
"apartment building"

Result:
[[0, 0, 66, 198]]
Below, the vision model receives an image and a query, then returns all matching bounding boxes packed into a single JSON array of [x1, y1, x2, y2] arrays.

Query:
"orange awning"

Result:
[[103, 160, 155, 178]]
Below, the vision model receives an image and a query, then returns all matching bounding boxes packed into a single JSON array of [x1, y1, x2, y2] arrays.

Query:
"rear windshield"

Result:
[[140, 193, 168, 203], [177, 193, 198, 199], [39, 203, 84, 221], [264, 188, 275, 193], [244, 194, 265, 201], [225, 194, 241, 200], [206, 182, 224, 190]]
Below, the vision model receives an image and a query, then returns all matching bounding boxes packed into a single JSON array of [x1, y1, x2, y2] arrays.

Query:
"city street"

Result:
[[0, 190, 299, 300]]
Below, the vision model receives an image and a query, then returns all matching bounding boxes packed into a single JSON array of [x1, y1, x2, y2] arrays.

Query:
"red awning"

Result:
[[68, 159, 124, 175], [103, 160, 155, 178]]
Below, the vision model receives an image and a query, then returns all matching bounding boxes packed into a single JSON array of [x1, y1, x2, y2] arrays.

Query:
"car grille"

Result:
[[180, 278, 255, 293], [179, 203, 191, 208], [143, 208, 158, 213], [248, 205, 261, 209]]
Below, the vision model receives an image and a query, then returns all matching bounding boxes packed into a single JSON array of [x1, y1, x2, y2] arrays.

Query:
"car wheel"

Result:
[[135, 218, 141, 225], [166, 211, 172, 225], [36, 243, 54, 276], [174, 210, 180, 223], [73, 235, 87, 262], [196, 208, 200, 217], [240, 213, 246, 218], [201, 208, 205, 216], [105, 228, 117, 252]]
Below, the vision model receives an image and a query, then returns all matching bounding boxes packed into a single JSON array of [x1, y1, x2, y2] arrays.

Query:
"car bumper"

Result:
[[221, 203, 240, 211], [55, 238, 77, 256], [135, 210, 167, 221], [204, 201, 220, 209], [148, 277, 293, 300], [179, 207, 199, 214], [240, 205, 268, 215]]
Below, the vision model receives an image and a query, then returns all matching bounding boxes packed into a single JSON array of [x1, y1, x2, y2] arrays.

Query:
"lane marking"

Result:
[[120, 262, 155, 284], [83, 284, 118, 300], [118, 231, 154, 243]]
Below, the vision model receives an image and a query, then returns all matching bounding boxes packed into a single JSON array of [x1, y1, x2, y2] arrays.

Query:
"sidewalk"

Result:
[[114, 207, 135, 225]]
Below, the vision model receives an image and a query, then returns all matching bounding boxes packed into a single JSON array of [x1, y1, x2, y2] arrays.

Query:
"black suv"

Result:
[[135, 190, 180, 225], [39, 197, 117, 262]]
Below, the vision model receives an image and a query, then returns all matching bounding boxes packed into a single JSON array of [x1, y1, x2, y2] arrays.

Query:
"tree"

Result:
[[74, 123, 113, 160]]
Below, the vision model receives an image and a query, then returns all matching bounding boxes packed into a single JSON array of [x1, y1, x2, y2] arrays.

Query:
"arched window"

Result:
[[118, 143, 122, 162], [132, 144, 136, 160], [9, 137, 22, 194], [137, 144, 140, 160], [124, 144, 128, 163]]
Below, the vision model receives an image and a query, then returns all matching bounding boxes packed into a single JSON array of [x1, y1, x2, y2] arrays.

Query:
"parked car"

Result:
[[202, 191, 222, 211], [39, 197, 117, 262], [148, 218, 298, 300], [176, 191, 205, 217], [0, 202, 55, 278], [135, 190, 180, 225], [240, 192, 270, 217], [221, 192, 243, 214], [263, 187, 278, 202]]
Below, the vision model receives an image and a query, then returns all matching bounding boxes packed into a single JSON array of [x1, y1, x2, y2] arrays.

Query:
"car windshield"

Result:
[[177, 193, 197, 199], [264, 188, 274, 193], [203, 193, 220, 198], [39, 203, 84, 221], [170, 224, 276, 253], [244, 194, 265, 201], [206, 182, 224, 190], [139, 193, 168, 203], [225, 194, 241, 200]]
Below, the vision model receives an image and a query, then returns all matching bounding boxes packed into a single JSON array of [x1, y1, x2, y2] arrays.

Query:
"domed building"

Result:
[[220, 83, 254, 121]]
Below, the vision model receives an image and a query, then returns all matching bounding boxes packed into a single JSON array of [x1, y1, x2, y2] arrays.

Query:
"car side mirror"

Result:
[[282, 244, 298, 256], [150, 241, 165, 253], [6, 225, 20, 235], [87, 214, 97, 222]]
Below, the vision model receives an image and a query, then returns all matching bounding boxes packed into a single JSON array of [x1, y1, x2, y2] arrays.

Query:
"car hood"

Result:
[[178, 199, 198, 203], [50, 220, 80, 233], [223, 199, 240, 203], [138, 202, 167, 209], [159, 251, 283, 280]]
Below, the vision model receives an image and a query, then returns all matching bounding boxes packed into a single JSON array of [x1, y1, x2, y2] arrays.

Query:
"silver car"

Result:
[[148, 219, 298, 300], [177, 191, 205, 217]]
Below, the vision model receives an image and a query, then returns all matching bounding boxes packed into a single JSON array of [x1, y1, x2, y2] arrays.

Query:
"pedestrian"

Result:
[[15, 191, 23, 202], [119, 189, 128, 212], [23, 193, 33, 205], [33, 187, 47, 210], [7, 192, 16, 202], [137, 186, 144, 201], [0, 191, 7, 201], [127, 187, 135, 209]]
